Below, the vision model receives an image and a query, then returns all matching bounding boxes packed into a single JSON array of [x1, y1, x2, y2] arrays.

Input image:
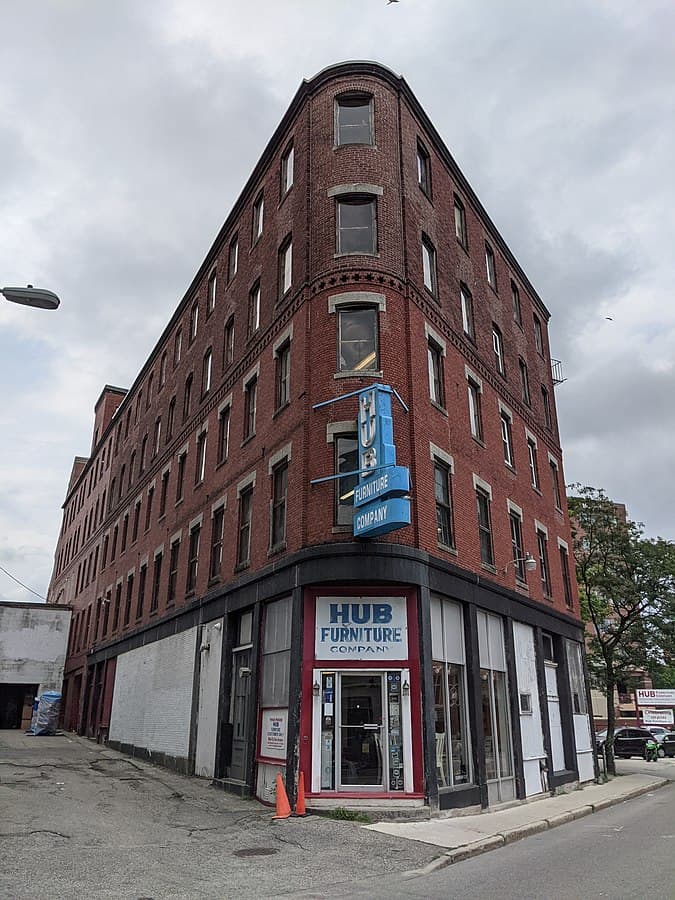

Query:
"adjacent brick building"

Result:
[[47, 61, 595, 811]]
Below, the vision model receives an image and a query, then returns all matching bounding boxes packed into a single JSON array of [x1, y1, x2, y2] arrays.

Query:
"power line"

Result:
[[0, 564, 47, 601]]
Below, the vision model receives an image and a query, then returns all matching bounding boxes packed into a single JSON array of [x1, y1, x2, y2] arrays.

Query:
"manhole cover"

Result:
[[233, 848, 279, 858]]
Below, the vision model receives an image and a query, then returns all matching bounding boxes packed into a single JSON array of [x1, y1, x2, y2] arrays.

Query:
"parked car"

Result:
[[662, 732, 675, 758], [595, 726, 665, 759], [646, 726, 671, 744]]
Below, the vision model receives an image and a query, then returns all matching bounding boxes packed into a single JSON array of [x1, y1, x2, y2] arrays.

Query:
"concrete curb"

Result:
[[401, 778, 669, 876]]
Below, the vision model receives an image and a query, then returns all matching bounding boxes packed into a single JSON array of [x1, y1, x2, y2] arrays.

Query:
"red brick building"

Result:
[[47, 61, 595, 811]]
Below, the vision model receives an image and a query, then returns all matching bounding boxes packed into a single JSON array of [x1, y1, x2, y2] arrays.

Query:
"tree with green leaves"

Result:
[[568, 485, 675, 775]]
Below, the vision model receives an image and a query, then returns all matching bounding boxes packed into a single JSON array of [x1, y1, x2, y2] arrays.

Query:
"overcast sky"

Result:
[[1, 0, 674, 603]]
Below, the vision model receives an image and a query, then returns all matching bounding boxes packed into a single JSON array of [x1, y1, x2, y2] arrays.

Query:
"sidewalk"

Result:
[[366, 773, 669, 871]]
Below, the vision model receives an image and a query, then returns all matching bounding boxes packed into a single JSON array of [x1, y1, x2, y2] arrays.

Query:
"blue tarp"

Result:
[[30, 691, 61, 735]]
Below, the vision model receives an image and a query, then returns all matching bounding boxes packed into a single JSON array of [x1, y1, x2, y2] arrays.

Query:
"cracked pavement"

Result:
[[0, 731, 438, 899]]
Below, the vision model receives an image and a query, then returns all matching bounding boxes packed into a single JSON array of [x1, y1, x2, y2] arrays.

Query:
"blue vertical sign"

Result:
[[352, 385, 411, 538]]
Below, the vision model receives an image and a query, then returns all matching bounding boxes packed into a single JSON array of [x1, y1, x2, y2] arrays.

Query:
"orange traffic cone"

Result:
[[272, 773, 291, 820], [293, 770, 307, 817]]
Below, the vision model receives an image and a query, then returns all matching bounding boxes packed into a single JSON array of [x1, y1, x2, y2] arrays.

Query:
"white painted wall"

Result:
[[109, 627, 197, 760], [513, 622, 546, 796], [0, 603, 71, 693], [574, 715, 595, 782], [194, 620, 224, 778]]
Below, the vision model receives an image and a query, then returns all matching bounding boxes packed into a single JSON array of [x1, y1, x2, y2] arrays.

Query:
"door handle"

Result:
[[362, 723, 381, 730]]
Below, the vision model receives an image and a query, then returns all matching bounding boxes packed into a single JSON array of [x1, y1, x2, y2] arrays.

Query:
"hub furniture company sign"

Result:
[[315, 597, 408, 659]]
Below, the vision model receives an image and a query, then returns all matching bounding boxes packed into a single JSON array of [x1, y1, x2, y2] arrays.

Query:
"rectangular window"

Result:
[[176, 452, 186, 503], [151, 552, 162, 612], [476, 488, 494, 566], [112, 583, 122, 632], [167, 396, 175, 442], [111, 524, 118, 561], [511, 281, 522, 325], [550, 458, 562, 509], [417, 141, 431, 197], [248, 282, 261, 336], [519, 358, 531, 405], [336, 94, 373, 145], [102, 591, 111, 636], [434, 461, 454, 548], [140, 434, 148, 472], [454, 195, 468, 249], [500, 412, 514, 467], [228, 234, 238, 281], [132, 500, 141, 543], [153, 417, 161, 457], [336, 433, 358, 526], [338, 306, 378, 372], [566, 641, 587, 713], [533, 314, 544, 355], [509, 511, 525, 581], [223, 317, 235, 369], [281, 143, 294, 195], [146, 374, 153, 409], [145, 486, 154, 531], [195, 432, 207, 485], [123, 574, 133, 627], [186, 524, 200, 593], [189, 301, 199, 342], [159, 351, 167, 387], [537, 530, 551, 596], [237, 486, 253, 566], [560, 547, 573, 608], [173, 328, 182, 367], [201, 348, 212, 396], [460, 285, 474, 339], [485, 242, 497, 289], [542, 385, 552, 430], [337, 196, 377, 255], [270, 461, 288, 549], [422, 236, 437, 296], [120, 513, 129, 553], [159, 470, 169, 518], [527, 438, 539, 489], [252, 193, 264, 243], [183, 373, 193, 421], [217, 405, 230, 464], [278, 237, 292, 298], [427, 339, 445, 407], [468, 379, 483, 441], [168, 539, 180, 605], [492, 325, 505, 376], [244, 376, 257, 440], [209, 507, 224, 580], [275, 341, 291, 410], [136, 564, 147, 619], [207, 270, 217, 316], [431, 598, 472, 787]]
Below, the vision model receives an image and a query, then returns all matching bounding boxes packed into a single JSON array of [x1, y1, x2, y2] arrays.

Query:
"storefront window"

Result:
[[478, 610, 514, 802], [431, 597, 472, 788]]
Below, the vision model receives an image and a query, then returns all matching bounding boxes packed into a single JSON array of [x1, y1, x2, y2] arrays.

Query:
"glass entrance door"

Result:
[[338, 673, 385, 790]]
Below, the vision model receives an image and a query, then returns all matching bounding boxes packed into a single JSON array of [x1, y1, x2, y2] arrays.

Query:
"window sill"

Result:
[[268, 542, 287, 558], [241, 434, 256, 448], [158, 513, 166, 523], [430, 400, 448, 417], [149, 608, 158, 617], [175, 498, 184, 508], [278, 187, 292, 209], [273, 401, 291, 419], [215, 458, 228, 471], [234, 561, 250, 574], [332, 525, 352, 534], [194, 480, 204, 490], [185, 590, 196, 599], [471, 436, 486, 449], [437, 542, 458, 556], [208, 575, 221, 587], [505, 463, 517, 475], [481, 563, 497, 575], [334, 370, 382, 380], [515, 578, 529, 591], [333, 251, 380, 259], [488, 283, 499, 296], [333, 142, 377, 151], [531, 486, 543, 496], [457, 238, 469, 255]]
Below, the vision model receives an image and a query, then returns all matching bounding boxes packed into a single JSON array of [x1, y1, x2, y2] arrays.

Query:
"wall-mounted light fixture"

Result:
[[503, 552, 537, 574]]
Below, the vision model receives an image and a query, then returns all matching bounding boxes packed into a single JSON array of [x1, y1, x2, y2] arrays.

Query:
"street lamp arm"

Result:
[[503, 552, 537, 574], [2, 285, 60, 310]]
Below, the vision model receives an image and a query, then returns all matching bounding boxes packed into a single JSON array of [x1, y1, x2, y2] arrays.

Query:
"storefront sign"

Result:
[[259, 708, 287, 760], [642, 709, 674, 725], [636, 688, 675, 707], [315, 596, 408, 659], [353, 385, 410, 538]]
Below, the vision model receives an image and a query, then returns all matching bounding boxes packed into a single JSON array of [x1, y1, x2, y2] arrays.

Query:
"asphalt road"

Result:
[[0, 730, 437, 900], [301, 780, 675, 899]]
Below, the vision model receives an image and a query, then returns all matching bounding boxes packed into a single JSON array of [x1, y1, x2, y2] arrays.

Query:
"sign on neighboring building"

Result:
[[315, 596, 408, 660], [642, 708, 674, 725], [636, 688, 675, 707]]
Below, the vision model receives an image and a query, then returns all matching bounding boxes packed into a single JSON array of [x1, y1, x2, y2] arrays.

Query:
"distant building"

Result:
[[0, 602, 71, 729], [47, 62, 594, 811]]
